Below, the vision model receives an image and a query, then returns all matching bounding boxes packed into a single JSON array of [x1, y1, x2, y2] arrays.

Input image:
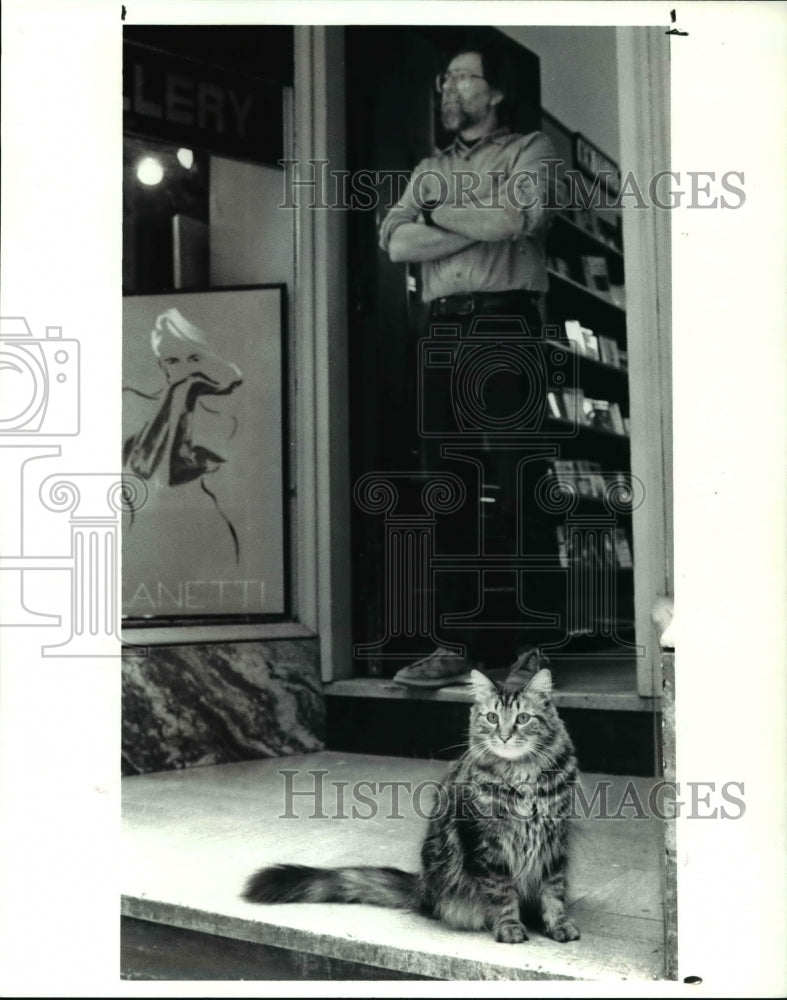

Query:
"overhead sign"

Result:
[[123, 42, 284, 164]]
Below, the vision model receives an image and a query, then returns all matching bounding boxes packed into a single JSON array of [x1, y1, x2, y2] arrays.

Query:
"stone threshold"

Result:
[[326, 657, 660, 713], [122, 752, 667, 981]]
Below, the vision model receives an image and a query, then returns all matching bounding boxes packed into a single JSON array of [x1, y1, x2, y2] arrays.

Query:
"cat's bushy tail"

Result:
[[243, 864, 418, 909]]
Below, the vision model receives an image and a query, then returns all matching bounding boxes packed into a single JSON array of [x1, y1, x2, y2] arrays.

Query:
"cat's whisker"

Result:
[[529, 745, 554, 767], [437, 741, 471, 754]]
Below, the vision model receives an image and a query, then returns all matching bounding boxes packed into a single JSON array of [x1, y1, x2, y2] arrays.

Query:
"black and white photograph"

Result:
[[0, 1, 785, 995]]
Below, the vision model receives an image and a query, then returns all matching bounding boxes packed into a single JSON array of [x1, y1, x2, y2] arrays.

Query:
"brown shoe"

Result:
[[392, 647, 472, 688], [505, 647, 550, 686]]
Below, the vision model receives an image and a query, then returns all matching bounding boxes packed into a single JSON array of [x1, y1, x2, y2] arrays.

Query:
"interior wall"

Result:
[[500, 26, 620, 162], [209, 158, 294, 289]]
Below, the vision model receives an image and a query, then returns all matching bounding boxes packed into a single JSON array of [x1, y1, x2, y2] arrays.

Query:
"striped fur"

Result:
[[244, 864, 418, 908], [243, 665, 580, 944]]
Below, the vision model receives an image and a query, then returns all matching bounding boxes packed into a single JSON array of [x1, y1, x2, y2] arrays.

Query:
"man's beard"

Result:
[[440, 101, 472, 134]]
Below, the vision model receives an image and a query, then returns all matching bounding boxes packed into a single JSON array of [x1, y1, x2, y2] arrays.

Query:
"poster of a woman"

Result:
[[121, 287, 286, 618]]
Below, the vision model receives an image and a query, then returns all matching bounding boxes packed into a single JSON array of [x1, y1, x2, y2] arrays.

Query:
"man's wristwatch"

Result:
[[421, 199, 440, 227]]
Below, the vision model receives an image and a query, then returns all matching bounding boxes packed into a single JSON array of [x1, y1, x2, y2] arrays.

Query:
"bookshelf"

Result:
[[537, 110, 636, 658]]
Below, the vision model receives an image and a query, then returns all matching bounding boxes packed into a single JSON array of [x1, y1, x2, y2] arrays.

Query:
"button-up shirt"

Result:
[[379, 127, 556, 302]]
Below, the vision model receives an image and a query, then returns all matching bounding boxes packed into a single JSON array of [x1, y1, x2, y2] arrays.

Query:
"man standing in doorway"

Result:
[[379, 46, 557, 687]]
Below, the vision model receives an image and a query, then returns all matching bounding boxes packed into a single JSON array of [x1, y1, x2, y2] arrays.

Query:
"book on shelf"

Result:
[[546, 390, 567, 420], [583, 329, 601, 361], [609, 283, 626, 309], [581, 396, 596, 425], [574, 460, 595, 497], [554, 524, 585, 572], [587, 461, 607, 498], [556, 392, 627, 436], [561, 386, 588, 425], [548, 255, 572, 279], [548, 459, 606, 502], [614, 527, 634, 568], [623, 417, 632, 437], [576, 208, 600, 236], [608, 402, 626, 436], [580, 255, 612, 297], [607, 471, 629, 493], [556, 522, 630, 572], [586, 398, 616, 434], [555, 525, 569, 568], [551, 459, 576, 484], [596, 211, 623, 251], [550, 460, 584, 499], [555, 177, 571, 209], [617, 349, 628, 370], [563, 319, 592, 355], [597, 334, 620, 367]]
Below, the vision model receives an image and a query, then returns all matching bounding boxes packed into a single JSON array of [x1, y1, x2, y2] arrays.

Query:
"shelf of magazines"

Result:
[[549, 207, 624, 262], [546, 267, 626, 316], [544, 388, 629, 439]]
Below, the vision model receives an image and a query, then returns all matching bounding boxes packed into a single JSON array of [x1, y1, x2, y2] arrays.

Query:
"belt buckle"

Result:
[[455, 294, 475, 316]]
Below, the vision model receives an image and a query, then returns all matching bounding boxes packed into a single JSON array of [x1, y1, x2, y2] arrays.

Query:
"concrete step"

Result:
[[121, 752, 667, 981]]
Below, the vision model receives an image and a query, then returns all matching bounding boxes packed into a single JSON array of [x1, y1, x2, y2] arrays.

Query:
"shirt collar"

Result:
[[439, 126, 511, 157]]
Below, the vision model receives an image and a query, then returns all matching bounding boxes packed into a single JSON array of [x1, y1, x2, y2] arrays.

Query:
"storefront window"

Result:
[[122, 27, 294, 626]]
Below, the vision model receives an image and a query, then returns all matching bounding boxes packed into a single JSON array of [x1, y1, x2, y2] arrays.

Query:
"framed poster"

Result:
[[122, 285, 288, 621]]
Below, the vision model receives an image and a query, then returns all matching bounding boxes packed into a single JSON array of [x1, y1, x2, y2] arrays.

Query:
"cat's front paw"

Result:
[[494, 920, 529, 944], [545, 919, 580, 943]]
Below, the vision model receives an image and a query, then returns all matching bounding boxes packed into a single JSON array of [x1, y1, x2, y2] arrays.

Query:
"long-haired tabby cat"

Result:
[[243, 662, 580, 944]]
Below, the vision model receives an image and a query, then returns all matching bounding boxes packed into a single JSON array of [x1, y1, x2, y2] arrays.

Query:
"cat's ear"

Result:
[[526, 668, 552, 696], [469, 669, 497, 702]]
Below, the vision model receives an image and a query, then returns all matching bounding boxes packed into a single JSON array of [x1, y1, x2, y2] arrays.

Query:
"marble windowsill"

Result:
[[121, 638, 325, 775], [122, 621, 317, 646]]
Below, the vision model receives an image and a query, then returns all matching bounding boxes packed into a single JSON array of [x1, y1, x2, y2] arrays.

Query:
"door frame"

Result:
[[295, 25, 673, 689], [617, 26, 673, 697], [293, 27, 352, 680]]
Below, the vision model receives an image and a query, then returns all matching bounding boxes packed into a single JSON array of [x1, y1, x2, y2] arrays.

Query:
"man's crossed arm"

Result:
[[380, 132, 555, 265], [387, 223, 475, 263]]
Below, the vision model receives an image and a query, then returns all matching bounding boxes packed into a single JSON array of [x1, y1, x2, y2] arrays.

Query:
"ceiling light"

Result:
[[137, 156, 164, 186], [176, 148, 195, 170]]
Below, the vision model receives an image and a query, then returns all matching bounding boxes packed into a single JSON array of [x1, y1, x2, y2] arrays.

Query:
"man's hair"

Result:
[[448, 43, 511, 124]]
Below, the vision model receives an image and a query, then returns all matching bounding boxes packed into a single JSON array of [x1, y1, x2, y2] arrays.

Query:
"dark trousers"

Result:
[[417, 292, 546, 667]]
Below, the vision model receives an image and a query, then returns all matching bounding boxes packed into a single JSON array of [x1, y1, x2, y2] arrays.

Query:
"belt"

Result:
[[430, 290, 540, 317]]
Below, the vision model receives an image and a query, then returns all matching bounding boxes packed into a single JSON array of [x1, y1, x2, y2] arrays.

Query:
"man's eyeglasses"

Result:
[[435, 70, 485, 93]]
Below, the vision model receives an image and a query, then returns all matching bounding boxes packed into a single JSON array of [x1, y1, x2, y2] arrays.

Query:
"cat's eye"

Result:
[[516, 712, 530, 724], [485, 711, 499, 724]]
